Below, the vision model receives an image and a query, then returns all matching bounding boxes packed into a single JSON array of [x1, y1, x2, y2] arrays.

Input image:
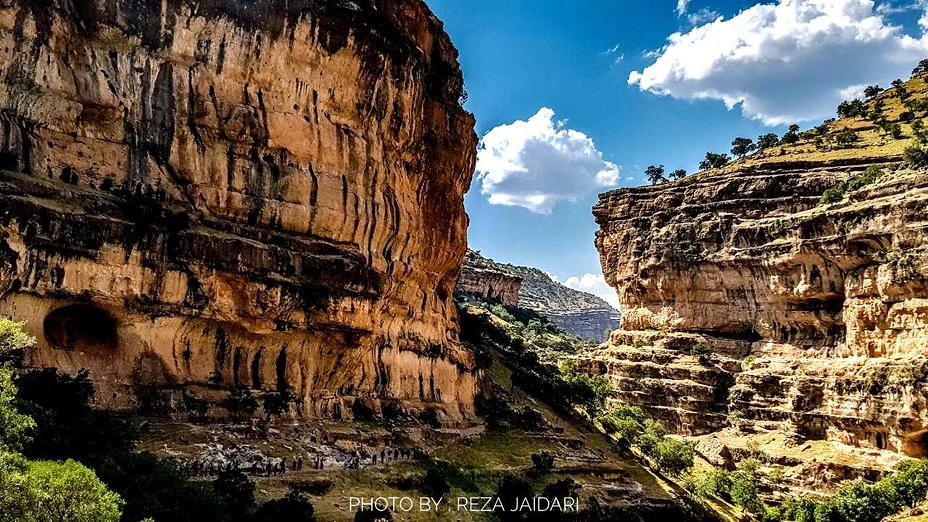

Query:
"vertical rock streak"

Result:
[[0, 0, 478, 422]]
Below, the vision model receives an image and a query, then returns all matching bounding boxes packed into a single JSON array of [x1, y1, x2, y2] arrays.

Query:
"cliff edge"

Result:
[[0, 0, 479, 423], [585, 72, 928, 491]]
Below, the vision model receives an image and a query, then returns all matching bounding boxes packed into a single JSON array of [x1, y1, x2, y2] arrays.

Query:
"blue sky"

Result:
[[426, 0, 927, 306]]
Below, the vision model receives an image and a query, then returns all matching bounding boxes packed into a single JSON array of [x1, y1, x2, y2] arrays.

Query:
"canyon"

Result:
[[459, 250, 621, 341], [0, 0, 479, 423], [582, 79, 928, 491]]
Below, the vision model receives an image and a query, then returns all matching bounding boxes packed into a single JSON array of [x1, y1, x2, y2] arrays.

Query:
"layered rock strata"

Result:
[[0, 0, 479, 422], [586, 158, 928, 466], [456, 265, 522, 307], [462, 250, 621, 340]]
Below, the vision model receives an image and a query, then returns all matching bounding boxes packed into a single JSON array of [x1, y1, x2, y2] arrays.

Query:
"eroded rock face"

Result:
[[461, 250, 621, 340], [0, 0, 478, 422], [587, 158, 928, 466], [456, 265, 522, 307]]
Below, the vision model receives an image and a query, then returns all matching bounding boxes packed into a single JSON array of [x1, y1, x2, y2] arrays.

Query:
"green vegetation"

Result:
[[597, 406, 695, 476], [820, 165, 883, 204], [669, 168, 688, 180], [0, 315, 320, 522], [0, 319, 123, 522], [0, 453, 123, 522], [646, 164, 667, 185], [699, 151, 731, 170], [731, 137, 756, 158], [689, 454, 928, 522], [530, 450, 555, 473], [756, 133, 779, 150]]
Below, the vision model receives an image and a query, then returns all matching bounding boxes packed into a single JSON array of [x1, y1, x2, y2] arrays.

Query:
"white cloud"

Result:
[[629, 0, 928, 125], [564, 273, 621, 309], [687, 7, 722, 25], [475, 108, 620, 213], [676, 0, 690, 16]]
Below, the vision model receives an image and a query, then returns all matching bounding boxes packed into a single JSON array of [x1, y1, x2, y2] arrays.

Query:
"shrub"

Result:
[[214, 470, 256, 521], [495, 475, 534, 521], [669, 168, 687, 180], [252, 491, 315, 522], [820, 166, 883, 205], [729, 460, 763, 513], [227, 387, 259, 416], [835, 131, 860, 148], [530, 451, 556, 473], [0, 368, 34, 453], [689, 344, 712, 365], [420, 467, 450, 500], [0, 318, 34, 365], [542, 478, 580, 500], [0, 455, 124, 522], [651, 437, 695, 476], [904, 142, 928, 166], [697, 467, 732, 498], [890, 123, 904, 139], [262, 391, 293, 417]]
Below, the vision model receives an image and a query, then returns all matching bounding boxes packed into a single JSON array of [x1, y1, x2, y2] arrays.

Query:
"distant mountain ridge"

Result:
[[462, 250, 621, 340]]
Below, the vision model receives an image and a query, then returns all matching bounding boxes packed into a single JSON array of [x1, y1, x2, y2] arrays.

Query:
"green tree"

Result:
[[781, 123, 801, 144], [645, 164, 667, 185], [0, 457, 123, 522], [863, 85, 883, 98], [756, 133, 779, 150], [699, 152, 730, 170], [0, 367, 34, 453], [837, 99, 866, 118], [913, 59, 928, 76], [668, 168, 687, 180], [730, 137, 755, 158], [651, 437, 695, 476], [0, 317, 34, 365]]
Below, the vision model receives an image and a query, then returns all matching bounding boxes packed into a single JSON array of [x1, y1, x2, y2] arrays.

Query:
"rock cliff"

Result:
[[584, 74, 928, 489], [456, 264, 522, 307], [0, 0, 479, 422], [461, 250, 620, 340]]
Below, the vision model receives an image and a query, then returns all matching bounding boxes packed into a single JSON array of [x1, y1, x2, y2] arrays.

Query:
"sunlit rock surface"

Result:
[[0, 0, 479, 422]]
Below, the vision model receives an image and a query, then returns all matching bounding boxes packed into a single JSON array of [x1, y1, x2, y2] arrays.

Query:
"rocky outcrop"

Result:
[[0, 0, 479, 423], [462, 250, 620, 340], [456, 265, 522, 307], [586, 152, 928, 484]]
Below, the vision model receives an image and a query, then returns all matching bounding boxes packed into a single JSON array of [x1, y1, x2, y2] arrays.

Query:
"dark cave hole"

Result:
[[44, 304, 118, 351]]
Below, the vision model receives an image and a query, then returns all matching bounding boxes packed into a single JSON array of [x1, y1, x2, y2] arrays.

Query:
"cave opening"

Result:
[[44, 304, 118, 352], [876, 432, 885, 450]]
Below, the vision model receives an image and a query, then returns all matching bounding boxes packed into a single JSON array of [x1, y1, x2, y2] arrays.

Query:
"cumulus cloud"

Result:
[[676, 0, 690, 15], [629, 0, 928, 125], [475, 108, 620, 213], [563, 273, 621, 309]]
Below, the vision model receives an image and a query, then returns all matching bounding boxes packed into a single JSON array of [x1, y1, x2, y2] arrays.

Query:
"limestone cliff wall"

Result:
[[456, 266, 522, 307], [0, 0, 479, 422], [587, 157, 928, 461]]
